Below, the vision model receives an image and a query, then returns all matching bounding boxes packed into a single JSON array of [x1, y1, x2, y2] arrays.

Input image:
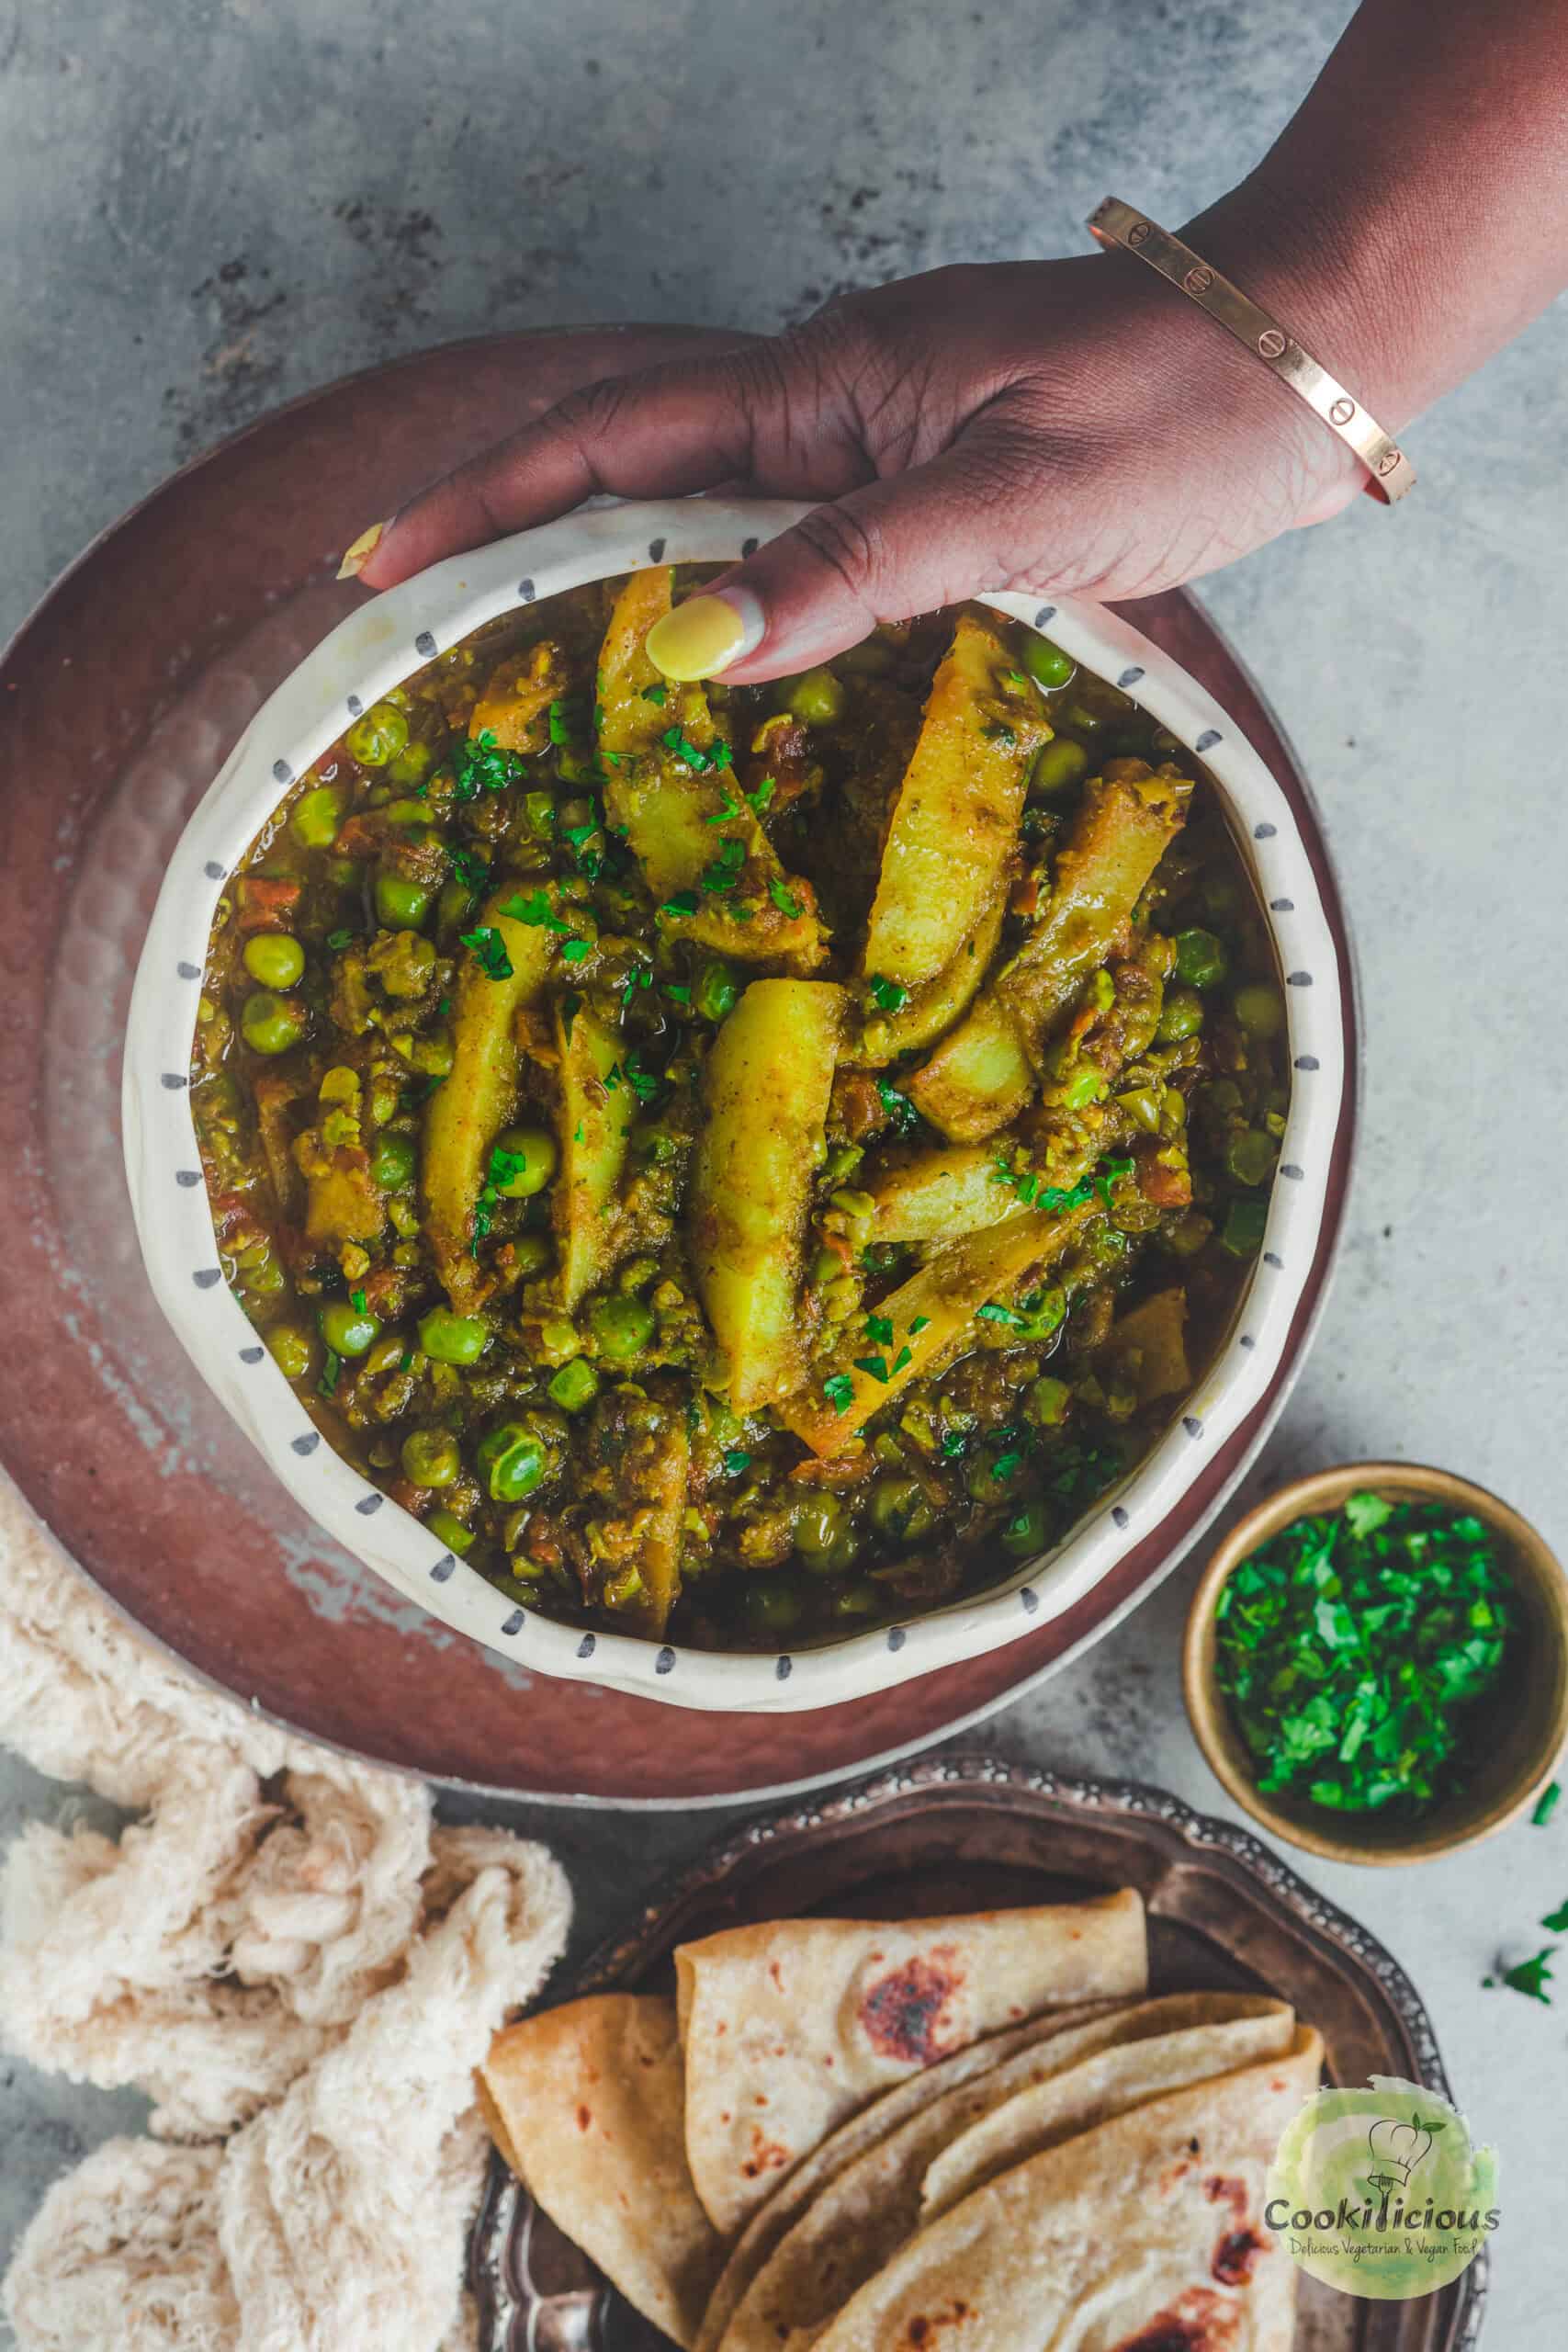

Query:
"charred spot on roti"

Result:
[[740, 2124, 791, 2181], [1211, 2229, 1265, 2285], [859, 1948, 964, 2064], [1112, 2290, 1234, 2351], [575, 2104, 592, 2132], [901, 2301, 972, 2349]]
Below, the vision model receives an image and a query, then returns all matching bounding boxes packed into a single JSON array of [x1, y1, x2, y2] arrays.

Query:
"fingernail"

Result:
[[336, 520, 389, 581], [645, 589, 763, 681]]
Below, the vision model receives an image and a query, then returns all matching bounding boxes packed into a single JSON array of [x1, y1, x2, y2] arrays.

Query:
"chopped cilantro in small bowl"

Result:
[[1183, 1464, 1568, 1866]]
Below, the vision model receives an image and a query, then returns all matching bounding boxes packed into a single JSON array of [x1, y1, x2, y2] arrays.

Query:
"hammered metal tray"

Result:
[[470, 1758, 1484, 2351]]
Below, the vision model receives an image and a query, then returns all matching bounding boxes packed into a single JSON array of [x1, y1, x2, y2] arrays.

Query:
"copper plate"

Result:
[[470, 1758, 1483, 2352], [0, 328, 1357, 1804]]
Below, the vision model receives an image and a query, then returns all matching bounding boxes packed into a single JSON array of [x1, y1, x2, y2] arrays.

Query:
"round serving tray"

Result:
[[0, 328, 1357, 1804], [470, 1757, 1483, 2352]]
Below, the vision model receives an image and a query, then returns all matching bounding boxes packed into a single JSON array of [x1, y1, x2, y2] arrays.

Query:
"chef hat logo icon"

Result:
[[1366, 2113, 1438, 2188]]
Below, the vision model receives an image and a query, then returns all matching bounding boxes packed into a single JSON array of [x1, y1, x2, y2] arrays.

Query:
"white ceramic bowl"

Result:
[[124, 498, 1345, 1713]]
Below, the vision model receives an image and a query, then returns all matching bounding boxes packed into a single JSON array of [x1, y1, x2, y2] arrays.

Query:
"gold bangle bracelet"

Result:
[[1088, 196, 1416, 505]]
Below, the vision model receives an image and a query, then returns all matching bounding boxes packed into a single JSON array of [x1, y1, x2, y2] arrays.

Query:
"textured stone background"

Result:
[[3, 2, 1564, 2344]]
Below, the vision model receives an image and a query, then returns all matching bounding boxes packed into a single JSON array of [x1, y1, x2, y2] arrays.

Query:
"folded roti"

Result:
[[694, 2002, 1125, 2352], [479, 1994, 724, 2351], [812, 2028, 1325, 2352], [715, 1993, 1295, 2352], [677, 1889, 1146, 2235]]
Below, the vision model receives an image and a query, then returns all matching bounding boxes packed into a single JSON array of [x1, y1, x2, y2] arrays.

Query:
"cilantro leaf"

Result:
[[868, 975, 909, 1013], [722, 1448, 751, 1476], [459, 924, 513, 981], [1499, 1948, 1556, 2004], [769, 876, 802, 919], [450, 729, 526, 801], [497, 889, 570, 934], [822, 1372, 855, 1413], [1541, 1898, 1568, 1933], [876, 1078, 919, 1136], [1534, 1781, 1562, 1827]]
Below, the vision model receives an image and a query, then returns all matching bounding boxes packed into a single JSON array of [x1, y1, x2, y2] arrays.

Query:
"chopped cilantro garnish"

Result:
[[319, 1350, 342, 1398], [704, 788, 744, 825], [459, 924, 513, 981], [488, 1145, 525, 1191], [891, 1345, 913, 1374], [868, 975, 909, 1012], [976, 1301, 1021, 1327], [498, 888, 570, 934], [450, 729, 526, 801], [547, 697, 585, 746], [1534, 1781, 1562, 1827], [909, 1315, 931, 1334], [560, 937, 592, 965], [624, 1056, 662, 1103], [876, 1078, 919, 1135], [665, 983, 692, 1005], [722, 1448, 751, 1476], [1542, 1897, 1568, 1933], [561, 990, 581, 1042], [863, 1314, 895, 1346], [660, 890, 700, 919], [746, 775, 777, 815], [981, 720, 1017, 746], [350, 1288, 367, 1314], [822, 1372, 855, 1413], [660, 723, 730, 774], [640, 682, 667, 706], [1214, 1493, 1517, 1817], [325, 927, 355, 951], [990, 1150, 1134, 1216], [769, 876, 802, 919], [992, 1450, 1023, 1481], [1496, 1949, 1556, 2004], [852, 1354, 890, 1384], [699, 838, 746, 895], [940, 1427, 968, 1459], [448, 845, 491, 889]]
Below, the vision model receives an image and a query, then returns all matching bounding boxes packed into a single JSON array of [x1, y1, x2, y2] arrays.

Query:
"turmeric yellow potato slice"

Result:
[[994, 763, 1188, 1066], [852, 895, 1006, 1069], [552, 997, 637, 1311], [597, 570, 826, 971], [778, 1201, 1099, 1459], [469, 638, 572, 752], [905, 763, 1187, 1139], [861, 611, 1049, 989], [690, 978, 848, 1410], [422, 894, 557, 1309], [865, 1144, 1019, 1246]]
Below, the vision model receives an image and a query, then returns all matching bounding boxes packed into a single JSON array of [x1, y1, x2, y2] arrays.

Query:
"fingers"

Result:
[[674, 436, 1030, 684]]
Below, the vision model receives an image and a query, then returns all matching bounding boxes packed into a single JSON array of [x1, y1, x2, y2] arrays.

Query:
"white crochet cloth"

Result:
[[0, 1491, 573, 2352]]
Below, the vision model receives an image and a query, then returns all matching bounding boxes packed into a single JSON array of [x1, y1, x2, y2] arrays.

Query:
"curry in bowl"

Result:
[[192, 570, 1285, 1649]]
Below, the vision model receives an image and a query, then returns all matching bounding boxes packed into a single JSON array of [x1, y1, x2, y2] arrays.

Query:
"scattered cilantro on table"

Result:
[[1213, 1492, 1516, 1815]]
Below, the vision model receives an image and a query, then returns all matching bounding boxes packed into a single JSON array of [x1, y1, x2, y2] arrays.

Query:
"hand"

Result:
[[355, 248, 1362, 683]]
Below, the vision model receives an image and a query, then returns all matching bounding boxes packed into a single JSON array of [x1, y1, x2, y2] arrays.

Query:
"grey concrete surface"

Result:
[[3, 1, 1565, 2345]]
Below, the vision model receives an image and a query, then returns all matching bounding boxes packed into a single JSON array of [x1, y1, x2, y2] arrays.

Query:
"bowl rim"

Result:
[[122, 495, 1348, 1713], [1182, 1456, 1568, 1864]]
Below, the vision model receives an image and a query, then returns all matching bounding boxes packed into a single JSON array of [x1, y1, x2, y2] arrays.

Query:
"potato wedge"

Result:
[[995, 763, 1187, 1065], [469, 638, 571, 752], [865, 1144, 1019, 1246], [778, 1201, 1099, 1458], [690, 978, 848, 1409], [903, 991, 1034, 1141], [852, 895, 1006, 1068], [861, 611, 1048, 989], [552, 998, 638, 1310], [423, 894, 557, 1308], [1103, 1286, 1190, 1405], [598, 570, 826, 970]]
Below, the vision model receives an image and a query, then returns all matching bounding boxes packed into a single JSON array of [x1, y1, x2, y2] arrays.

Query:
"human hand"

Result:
[[352, 243, 1364, 684]]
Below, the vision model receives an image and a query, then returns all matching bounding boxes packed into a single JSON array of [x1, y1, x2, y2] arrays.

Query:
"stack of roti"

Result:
[[479, 1889, 1322, 2352]]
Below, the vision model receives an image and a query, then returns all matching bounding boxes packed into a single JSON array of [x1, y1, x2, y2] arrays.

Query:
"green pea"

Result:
[[1164, 1209, 1214, 1260], [547, 1358, 601, 1413], [491, 1125, 558, 1198], [1174, 927, 1229, 989], [426, 1507, 476, 1556], [1025, 1375, 1072, 1427], [1156, 983, 1205, 1044], [345, 701, 410, 768], [694, 958, 741, 1023], [382, 797, 434, 828], [241, 990, 306, 1056], [370, 1131, 417, 1191], [739, 1575, 805, 1635], [1220, 1199, 1269, 1258], [1062, 1066, 1106, 1110], [319, 1298, 379, 1357], [400, 1427, 462, 1488], [511, 1232, 556, 1279], [1029, 737, 1090, 797], [784, 666, 846, 726], [1011, 1285, 1066, 1343], [242, 932, 305, 989], [1233, 982, 1284, 1039], [291, 785, 345, 848], [437, 875, 479, 933], [375, 869, 434, 931], [476, 1420, 549, 1502], [589, 1293, 656, 1364], [793, 1491, 846, 1565], [1022, 635, 1076, 691], [265, 1323, 313, 1381], [1000, 1499, 1050, 1559], [829, 1579, 885, 1620], [417, 1306, 490, 1366], [868, 1476, 934, 1544], [388, 739, 434, 789], [1225, 1129, 1278, 1188]]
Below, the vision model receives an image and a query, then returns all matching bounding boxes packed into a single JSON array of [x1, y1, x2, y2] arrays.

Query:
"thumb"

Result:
[[651, 442, 1024, 686]]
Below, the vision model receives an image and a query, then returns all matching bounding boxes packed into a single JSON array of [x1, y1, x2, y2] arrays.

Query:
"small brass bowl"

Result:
[[1183, 1461, 1568, 1866]]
